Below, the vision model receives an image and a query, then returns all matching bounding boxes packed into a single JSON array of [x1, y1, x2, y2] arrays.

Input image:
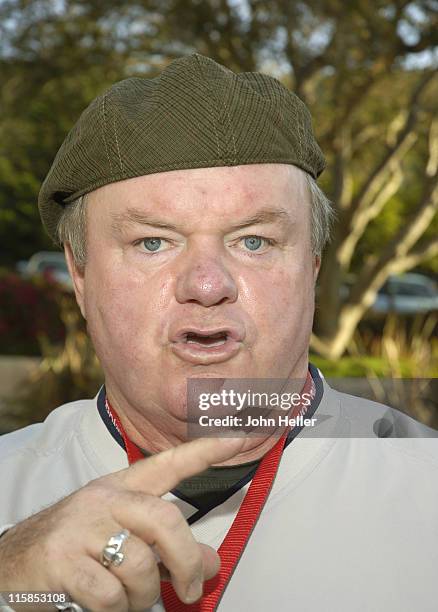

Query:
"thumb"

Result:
[[159, 543, 220, 582]]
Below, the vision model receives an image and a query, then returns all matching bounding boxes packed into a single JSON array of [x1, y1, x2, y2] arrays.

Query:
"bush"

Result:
[[312, 314, 438, 429], [2, 294, 103, 430], [0, 270, 73, 355]]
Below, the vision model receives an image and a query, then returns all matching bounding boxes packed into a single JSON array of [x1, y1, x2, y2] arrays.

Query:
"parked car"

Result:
[[371, 273, 438, 315], [17, 251, 73, 290]]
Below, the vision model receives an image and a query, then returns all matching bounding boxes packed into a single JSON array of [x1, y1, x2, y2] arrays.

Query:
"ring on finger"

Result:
[[101, 528, 130, 568]]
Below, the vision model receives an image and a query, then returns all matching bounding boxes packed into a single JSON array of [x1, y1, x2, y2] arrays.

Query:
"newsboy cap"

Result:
[[39, 53, 326, 244]]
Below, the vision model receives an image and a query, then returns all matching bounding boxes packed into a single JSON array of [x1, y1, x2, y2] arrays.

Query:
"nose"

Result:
[[175, 251, 238, 307]]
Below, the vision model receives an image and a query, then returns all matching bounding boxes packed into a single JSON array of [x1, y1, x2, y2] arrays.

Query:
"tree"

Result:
[[0, 0, 131, 263]]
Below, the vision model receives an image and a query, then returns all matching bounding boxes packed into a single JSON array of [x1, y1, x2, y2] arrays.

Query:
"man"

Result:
[[0, 54, 437, 612]]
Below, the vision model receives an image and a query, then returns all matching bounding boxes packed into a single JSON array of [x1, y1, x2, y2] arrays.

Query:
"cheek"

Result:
[[237, 262, 315, 374], [83, 262, 173, 358], [241, 262, 315, 332]]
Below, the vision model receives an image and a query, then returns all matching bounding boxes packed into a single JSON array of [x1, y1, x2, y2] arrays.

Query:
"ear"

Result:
[[64, 242, 86, 319]]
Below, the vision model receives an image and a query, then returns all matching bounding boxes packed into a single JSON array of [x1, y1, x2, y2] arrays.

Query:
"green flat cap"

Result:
[[39, 53, 326, 244]]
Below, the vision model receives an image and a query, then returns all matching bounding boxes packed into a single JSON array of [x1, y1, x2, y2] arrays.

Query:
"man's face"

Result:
[[66, 164, 319, 430]]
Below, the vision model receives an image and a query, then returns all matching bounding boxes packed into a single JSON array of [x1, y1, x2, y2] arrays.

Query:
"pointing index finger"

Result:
[[119, 437, 246, 496]]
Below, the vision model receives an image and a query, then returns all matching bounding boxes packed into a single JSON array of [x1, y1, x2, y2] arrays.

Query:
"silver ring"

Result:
[[55, 603, 84, 611], [101, 528, 130, 568]]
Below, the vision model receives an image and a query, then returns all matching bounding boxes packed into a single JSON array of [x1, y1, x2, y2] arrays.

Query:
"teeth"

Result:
[[186, 333, 228, 347], [187, 338, 226, 347]]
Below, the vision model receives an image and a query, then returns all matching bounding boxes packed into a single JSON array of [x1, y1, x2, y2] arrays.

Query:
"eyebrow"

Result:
[[110, 209, 180, 234], [227, 208, 292, 232], [110, 206, 293, 235]]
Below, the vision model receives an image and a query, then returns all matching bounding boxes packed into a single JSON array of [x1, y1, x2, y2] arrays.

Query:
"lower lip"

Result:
[[170, 338, 241, 364]]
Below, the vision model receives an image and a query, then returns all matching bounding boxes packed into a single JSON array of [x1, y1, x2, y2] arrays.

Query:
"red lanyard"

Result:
[[105, 372, 314, 611]]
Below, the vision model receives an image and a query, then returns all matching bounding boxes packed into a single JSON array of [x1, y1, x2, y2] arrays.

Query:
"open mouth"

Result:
[[185, 331, 228, 347], [170, 326, 242, 364]]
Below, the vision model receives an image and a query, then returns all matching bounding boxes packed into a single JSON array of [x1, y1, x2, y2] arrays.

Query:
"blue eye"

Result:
[[143, 238, 162, 252], [243, 236, 263, 251]]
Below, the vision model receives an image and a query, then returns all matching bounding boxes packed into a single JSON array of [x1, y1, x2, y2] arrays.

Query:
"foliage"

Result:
[[2, 295, 103, 429], [312, 313, 438, 428], [312, 314, 438, 378], [0, 270, 69, 355]]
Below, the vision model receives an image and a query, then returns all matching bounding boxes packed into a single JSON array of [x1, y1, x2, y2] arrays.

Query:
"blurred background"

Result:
[[0, 0, 437, 433]]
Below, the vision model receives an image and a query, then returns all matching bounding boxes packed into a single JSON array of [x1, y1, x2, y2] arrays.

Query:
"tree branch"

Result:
[[349, 176, 438, 307], [337, 134, 417, 269], [317, 179, 437, 359], [319, 72, 379, 151], [390, 237, 438, 274], [335, 72, 436, 269], [348, 72, 435, 216]]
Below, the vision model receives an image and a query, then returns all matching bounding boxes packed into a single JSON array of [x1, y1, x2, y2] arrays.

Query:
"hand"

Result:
[[0, 436, 245, 611]]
